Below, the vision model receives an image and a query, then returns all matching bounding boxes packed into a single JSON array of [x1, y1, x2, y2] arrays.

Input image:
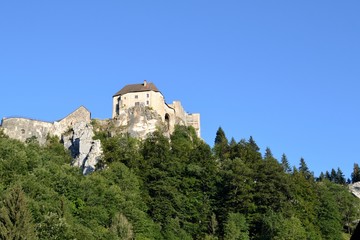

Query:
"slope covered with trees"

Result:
[[0, 126, 358, 239]]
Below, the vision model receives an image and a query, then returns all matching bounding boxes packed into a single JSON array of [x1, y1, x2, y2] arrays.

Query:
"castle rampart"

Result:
[[0, 106, 91, 145]]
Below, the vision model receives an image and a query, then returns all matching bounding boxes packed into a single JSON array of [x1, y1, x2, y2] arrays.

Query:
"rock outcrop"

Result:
[[0, 106, 102, 175], [62, 121, 102, 175], [349, 182, 360, 199], [95, 105, 169, 139]]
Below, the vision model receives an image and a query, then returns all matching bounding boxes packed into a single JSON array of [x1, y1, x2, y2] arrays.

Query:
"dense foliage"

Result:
[[0, 126, 359, 239]]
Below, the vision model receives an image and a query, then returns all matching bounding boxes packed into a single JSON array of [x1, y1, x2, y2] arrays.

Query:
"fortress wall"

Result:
[[0, 106, 91, 145], [170, 101, 187, 125], [186, 113, 201, 137], [58, 106, 90, 127], [1, 118, 53, 145], [149, 92, 166, 118]]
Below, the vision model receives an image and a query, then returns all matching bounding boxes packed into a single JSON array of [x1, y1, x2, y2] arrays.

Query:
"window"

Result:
[[135, 102, 140, 106], [135, 95, 138, 99], [146, 101, 149, 105], [165, 114, 170, 131], [147, 93, 149, 98]]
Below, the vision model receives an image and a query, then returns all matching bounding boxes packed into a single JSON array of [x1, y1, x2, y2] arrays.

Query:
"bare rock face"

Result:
[[125, 106, 166, 138], [95, 105, 168, 139], [349, 182, 360, 199], [62, 121, 102, 175]]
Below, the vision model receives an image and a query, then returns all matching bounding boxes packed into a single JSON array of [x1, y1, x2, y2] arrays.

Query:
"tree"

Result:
[[335, 168, 346, 185], [317, 182, 343, 240], [299, 158, 312, 180], [109, 213, 134, 240], [351, 163, 360, 183], [0, 185, 36, 239], [213, 127, 229, 160], [330, 168, 337, 182], [264, 147, 273, 159], [281, 154, 291, 173], [223, 213, 249, 240]]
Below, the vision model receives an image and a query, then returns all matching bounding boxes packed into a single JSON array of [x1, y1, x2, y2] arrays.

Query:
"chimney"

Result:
[[144, 80, 147, 87]]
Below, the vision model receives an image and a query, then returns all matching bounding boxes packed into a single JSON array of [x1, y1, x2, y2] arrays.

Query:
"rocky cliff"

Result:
[[62, 121, 102, 175], [0, 106, 102, 175], [94, 105, 169, 139], [349, 182, 360, 199], [0, 105, 176, 175]]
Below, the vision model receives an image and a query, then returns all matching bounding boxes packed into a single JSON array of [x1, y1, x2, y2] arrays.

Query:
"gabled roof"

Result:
[[113, 81, 160, 97]]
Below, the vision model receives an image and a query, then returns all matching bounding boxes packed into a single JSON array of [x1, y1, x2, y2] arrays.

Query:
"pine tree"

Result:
[[214, 127, 229, 160], [264, 147, 273, 159], [0, 185, 36, 239], [318, 172, 325, 182], [330, 168, 337, 182], [299, 158, 312, 180], [335, 168, 346, 185], [248, 136, 260, 152], [325, 171, 331, 181], [281, 153, 291, 173], [351, 163, 360, 183]]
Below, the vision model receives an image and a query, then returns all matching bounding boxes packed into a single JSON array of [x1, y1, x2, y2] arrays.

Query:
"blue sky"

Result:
[[0, 1, 359, 179]]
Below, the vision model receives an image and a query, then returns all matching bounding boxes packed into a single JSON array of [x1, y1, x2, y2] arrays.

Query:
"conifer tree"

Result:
[[214, 127, 229, 160], [351, 163, 360, 183], [325, 171, 331, 181], [0, 185, 36, 239], [281, 153, 291, 173], [335, 168, 346, 185], [264, 147, 273, 159], [330, 168, 337, 182], [299, 158, 312, 180]]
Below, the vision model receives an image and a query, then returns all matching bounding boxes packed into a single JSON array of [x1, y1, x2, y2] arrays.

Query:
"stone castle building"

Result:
[[0, 80, 200, 173], [112, 80, 200, 137]]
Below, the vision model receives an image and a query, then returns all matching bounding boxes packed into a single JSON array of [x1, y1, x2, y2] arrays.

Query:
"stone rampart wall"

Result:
[[1, 118, 53, 145], [0, 106, 91, 145]]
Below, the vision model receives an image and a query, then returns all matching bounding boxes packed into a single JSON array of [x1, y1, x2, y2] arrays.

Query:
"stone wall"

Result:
[[0, 106, 101, 175], [0, 106, 91, 145], [1, 118, 53, 145], [187, 113, 201, 137]]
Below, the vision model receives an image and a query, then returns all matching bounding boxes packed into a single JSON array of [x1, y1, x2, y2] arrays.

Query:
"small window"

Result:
[[135, 102, 140, 106], [135, 95, 138, 99], [165, 114, 170, 130], [146, 101, 149, 105], [147, 94, 149, 98], [21, 129, 25, 134]]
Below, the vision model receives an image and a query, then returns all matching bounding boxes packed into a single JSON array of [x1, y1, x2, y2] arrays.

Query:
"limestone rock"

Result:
[[62, 121, 102, 175], [95, 105, 168, 139], [349, 182, 360, 199]]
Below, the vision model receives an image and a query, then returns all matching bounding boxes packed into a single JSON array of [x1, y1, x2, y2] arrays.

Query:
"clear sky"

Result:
[[0, 1, 359, 179]]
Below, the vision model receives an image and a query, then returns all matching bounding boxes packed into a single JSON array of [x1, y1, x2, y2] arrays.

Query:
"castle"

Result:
[[112, 80, 200, 137], [0, 80, 201, 144], [0, 80, 200, 174]]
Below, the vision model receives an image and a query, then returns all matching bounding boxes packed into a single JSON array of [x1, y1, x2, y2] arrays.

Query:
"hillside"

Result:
[[0, 126, 358, 239]]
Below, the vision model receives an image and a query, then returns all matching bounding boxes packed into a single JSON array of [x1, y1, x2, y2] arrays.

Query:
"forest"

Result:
[[0, 125, 359, 240]]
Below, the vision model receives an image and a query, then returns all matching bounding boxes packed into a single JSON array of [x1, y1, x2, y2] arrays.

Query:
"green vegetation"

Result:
[[0, 126, 358, 239]]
